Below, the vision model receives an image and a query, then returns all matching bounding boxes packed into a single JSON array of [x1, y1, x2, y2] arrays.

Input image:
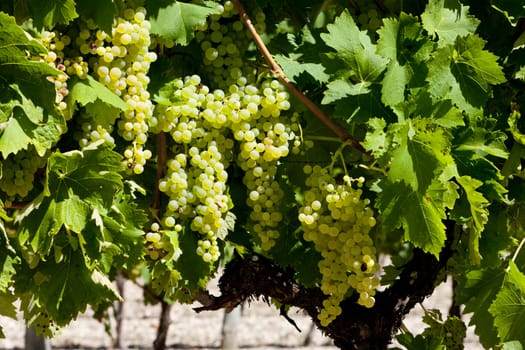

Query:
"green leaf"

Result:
[[363, 118, 388, 159], [509, 110, 525, 145], [0, 291, 18, 320], [489, 262, 525, 345], [76, 0, 116, 34], [454, 126, 509, 159], [502, 341, 524, 350], [0, 83, 65, 157], [456, 267, 505, 348], [58, 196, 90, 233], [148, 1, 222, 46], [67, 76, 128, 127], [46, 141, 123, 206], [322, 79, 371, 104], [16, 142, 125, 255], [374, 180, 449, 256], [274, 54, 330, 84], [0, 13, 59, 111], [388, 120, 450, 193], [0, 244, 16, 292], [68, 76, 127, 110], [20, 248, 121, 325], [421, 0, 479, 46], [453, 176, 489, 265], [320, 9, 387, 85], [427, 35, 506, 112], [0, 107, 33, 157], [26, 0, 79, 29], [377, 14, 433, 113]]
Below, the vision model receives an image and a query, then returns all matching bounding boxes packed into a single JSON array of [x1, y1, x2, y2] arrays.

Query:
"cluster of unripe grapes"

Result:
[[146, 70, 298, 261], [0, 147, 46, 199], [299, 165, 380, 326]]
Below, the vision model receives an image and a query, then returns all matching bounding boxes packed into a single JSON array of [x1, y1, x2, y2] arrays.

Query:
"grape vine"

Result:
[[1, 1, 525, 349]]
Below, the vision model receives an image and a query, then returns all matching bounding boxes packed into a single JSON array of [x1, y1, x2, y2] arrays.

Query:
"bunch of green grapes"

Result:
[[298, 165, 380, 326], [195, 1, 266, 89], [149, 75, 234, 263], [38, 30, 89, 115], [0, 147, 47, 200], [192, 2, 299, 250], [232, 80, 300, 250], [82, 6, 157, 174], [349, 0, 383, 31]]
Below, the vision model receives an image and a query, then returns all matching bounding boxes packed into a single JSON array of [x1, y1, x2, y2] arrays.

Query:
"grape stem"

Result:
[[510, 237, 525, 269], [231, 0, 370, 156]]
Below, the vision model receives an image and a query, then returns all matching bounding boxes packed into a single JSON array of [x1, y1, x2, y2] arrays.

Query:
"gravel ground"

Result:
[[0, 278, 483, 349]]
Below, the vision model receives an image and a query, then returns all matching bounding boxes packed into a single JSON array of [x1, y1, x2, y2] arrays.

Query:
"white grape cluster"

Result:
[[193, 4, 298, 250], [83, 6, 157, 173], [195, 1, 266, 89], [298, 165, 380, 326], [38, 30, 89, 115], [0, 147, 46, 199], [149, 73, 299, 260], [151, 75, 234, 263], [233, 80, 299, 250]]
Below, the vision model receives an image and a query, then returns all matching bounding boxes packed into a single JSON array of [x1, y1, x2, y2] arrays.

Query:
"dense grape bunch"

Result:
[[90, 6, 157, 174], [233, 79, 300, 250], [299, 165, 380, 326], [0, 147, 46, 200], [195, 1, 266, 88], [149, 75, 234, 263]]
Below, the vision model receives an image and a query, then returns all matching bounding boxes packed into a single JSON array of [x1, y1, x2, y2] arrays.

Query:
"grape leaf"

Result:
[[0, 108, 33, 157], [274, 54, 329, 84], [427, 35, 506, 112], [320, 9, 387, 87], [421, 0, 479, 47], [0, 84, 65, 157], [68, 76, 128, 110], [21, 248, 121, 325], [17, 142, 124, 255], [502, 341, 524, 350], [0, 291, 18, 320], [322, 79, 371, 104], [45, 141, 123, 206], [76, 0, 116, 34], [26, 0, 78, 29], [377, 14, 433, 114], [509, 110, 525, 146], [0, 239, 16, 292], [453, 176, 489, 265], [454, 126, 509, 159], [67, 76, 128, 126], [363, 118, 388, 159], [174, 228, 214, 293], [456, 267, 505, 348], [489, 262, 525, 345], [388, 120, 452, 193], [147, 1, 222, 46], [0, 13, 59, 111], [374, 179, 449, 256]]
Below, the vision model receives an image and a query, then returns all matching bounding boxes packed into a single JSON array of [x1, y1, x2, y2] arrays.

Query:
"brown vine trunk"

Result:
[[114, 273, 126, 349], [153, 301, 172, 350], [195, 221, 457, 349]]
